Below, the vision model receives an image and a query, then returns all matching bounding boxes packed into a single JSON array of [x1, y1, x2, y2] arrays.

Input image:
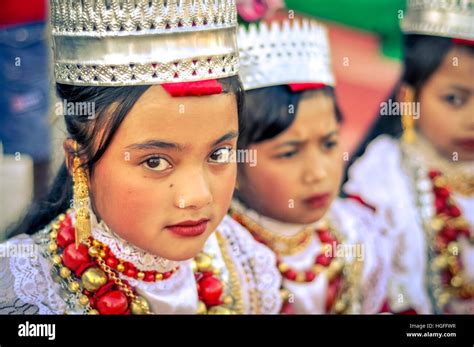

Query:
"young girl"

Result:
[[0, 0, 280, 315], [230, 17, 390, 314], [344, 0, 474, 314]]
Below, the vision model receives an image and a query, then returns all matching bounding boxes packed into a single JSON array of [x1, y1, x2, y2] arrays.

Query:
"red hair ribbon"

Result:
[[452, 38, 474, 46], [288, 83, 326, 92], [161, 79, 223, 97]]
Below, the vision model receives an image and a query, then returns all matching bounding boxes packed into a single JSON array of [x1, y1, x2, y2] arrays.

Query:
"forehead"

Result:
[[279, 92, 337, 139], [113, 84, 238, 147], [433, 47, 474, 86]]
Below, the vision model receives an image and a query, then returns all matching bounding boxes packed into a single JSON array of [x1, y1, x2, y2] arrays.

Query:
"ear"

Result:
[[63, 139, 77, 177], [397, 83, 415, 103]]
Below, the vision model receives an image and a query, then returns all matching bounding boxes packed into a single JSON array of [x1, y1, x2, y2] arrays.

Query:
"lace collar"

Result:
[[87, 212, 182, 273], [401, 133, 474, 178], [230, 199, 325, 237]]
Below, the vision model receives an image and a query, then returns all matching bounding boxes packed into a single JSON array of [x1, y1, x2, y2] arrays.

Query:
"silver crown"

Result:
[[401, 0, 474, 40], [238, 19, 335, 91], [51, 0, 239, 86]]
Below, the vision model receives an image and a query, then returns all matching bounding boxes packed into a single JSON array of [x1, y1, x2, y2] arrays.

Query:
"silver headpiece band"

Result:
[[51, 0, 240, 86]]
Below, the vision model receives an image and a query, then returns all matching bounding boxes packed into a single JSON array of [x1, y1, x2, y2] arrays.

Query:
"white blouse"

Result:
[[0, 212, 281, 314], [230, 198, 391, 314], [344, 135, 474, 314]]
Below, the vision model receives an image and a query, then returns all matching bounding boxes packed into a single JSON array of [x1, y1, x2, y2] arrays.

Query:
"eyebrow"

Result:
[[273, 130, 339, 149], [125, 130, 238, 152], [446, 84, 473, 94], [212, 130, 238, 146]]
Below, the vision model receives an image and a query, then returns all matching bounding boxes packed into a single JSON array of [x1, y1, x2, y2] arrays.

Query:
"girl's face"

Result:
[[88, 85, 238, 261], [237, 92, 342, 224], [416, 46, 474, 161]]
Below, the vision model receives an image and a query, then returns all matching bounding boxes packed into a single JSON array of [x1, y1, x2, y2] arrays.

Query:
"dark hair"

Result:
[[8, 76, 244, 237], [344, 34, 474, 183], [238, 85, 342, 149]]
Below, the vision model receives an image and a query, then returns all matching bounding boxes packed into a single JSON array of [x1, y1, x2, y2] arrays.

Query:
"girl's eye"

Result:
[[209, 147, 233, 164], [275, 150, 298, 159], [323, 139, 338, 150], [143, 157, 172, 171], [443, 93, 465, 107]]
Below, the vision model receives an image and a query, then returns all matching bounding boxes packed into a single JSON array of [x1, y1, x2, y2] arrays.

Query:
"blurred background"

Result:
[[0, 0, 404, 239]]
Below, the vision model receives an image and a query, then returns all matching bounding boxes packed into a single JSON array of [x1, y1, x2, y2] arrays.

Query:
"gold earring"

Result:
[[401, 87, 416, 144], [72, 141, 91, 248]]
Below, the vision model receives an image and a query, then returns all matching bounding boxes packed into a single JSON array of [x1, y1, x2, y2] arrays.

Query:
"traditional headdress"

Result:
[[50, 0, 240, 86], [401, 0, 474, 41], [237, 18, 335, 91]]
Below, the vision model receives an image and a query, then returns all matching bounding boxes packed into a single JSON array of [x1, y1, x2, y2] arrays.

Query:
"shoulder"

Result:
[[0, 230, 66, 314], [217, 215, 282, 314], [345, 135, 403, 195]]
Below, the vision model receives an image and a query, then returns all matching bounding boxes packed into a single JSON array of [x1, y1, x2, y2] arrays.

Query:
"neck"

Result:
[[88, 211, 181, 273]]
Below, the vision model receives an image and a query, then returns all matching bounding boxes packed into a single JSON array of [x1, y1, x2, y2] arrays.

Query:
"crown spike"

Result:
[[238, 19, 335, 91]]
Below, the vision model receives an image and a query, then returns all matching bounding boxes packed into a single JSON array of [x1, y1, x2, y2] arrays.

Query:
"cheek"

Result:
[[247, 160, 299, 209], [327, 150, 344, 191], [418, 95, 456, 141], [211, 164, 237, 213], [91, 160, 167, 240]]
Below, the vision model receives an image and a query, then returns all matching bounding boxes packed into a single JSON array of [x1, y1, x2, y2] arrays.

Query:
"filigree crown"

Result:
[[401, 0, 474, 40], [50, 0, 239, 86], [238, 19, 335, 91]]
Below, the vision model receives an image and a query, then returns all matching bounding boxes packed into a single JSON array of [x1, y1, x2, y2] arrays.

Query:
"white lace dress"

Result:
[[344, 135, 474, 314], [230, 198, 391, 314], [0, 212, 281, 314]]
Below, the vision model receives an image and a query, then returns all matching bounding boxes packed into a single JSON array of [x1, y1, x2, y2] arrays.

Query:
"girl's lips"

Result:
[[303, 193, 331, 209], [166, 219, 210, 237], [454, 138, 474, 151]]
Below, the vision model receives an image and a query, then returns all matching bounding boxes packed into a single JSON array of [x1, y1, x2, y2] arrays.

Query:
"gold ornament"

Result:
[[194, 253, 212, 271], [197, 301, 207, 314], [207, 306, 233, 315], [130, 296, 150, 315], [402, 87, 416, 144], [72, 141, 91, 248], [68, 281, 81, 292], [81, 267, 107, 292], [59, 267, 71, 278]]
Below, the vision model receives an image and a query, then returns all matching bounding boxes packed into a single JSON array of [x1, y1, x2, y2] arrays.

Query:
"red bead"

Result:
[[284, 269, 297, 281], [198, 275, 223, 306], [316, 254, 331, 267], [434, 187, 450, 199], [325, 276, 342, 312], [96, 281, 115, 298], [97, 290, 128, 315], [57, 226, 75, 248], [62, 243, 90, 271], [440, 271, 452, 285], [59, 216, 72, 229], [75, 261, 96, 277], [305, 271, 316, 282], [448, 205, 461, 218], [280, 301, 295, 315], [123, 263, 137, 278], [163, 271, 172, 279], [144, 272, 156, 282], [435, 197, 447, 214], [458, 227, 470, 238], [105, 256, 118, 269], [318, 230, 335, 244], [441, 226, 457, 242], [428, 170, 440, 179]]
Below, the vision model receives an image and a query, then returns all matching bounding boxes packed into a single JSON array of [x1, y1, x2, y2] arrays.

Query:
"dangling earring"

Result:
[[401, 87, 416, 144], [72, 141, 91, 248]]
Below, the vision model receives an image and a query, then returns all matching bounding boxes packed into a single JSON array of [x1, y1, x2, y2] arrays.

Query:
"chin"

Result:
[[298, 208, 328, 224], [161, 237, 209, 261]]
